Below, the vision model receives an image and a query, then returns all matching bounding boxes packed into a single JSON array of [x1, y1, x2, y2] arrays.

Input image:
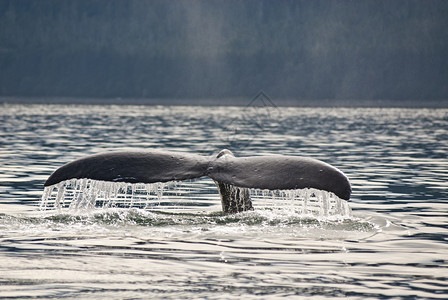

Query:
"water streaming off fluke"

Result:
[[40, 178, 352, 218]]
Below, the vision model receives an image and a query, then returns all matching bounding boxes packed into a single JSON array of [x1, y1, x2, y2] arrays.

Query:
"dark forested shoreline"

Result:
[[1, 0, 447, 103]]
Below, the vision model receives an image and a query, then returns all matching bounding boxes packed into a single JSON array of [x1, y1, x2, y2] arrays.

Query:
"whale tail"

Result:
[[212, 150, 253, 213], [44, 149, 351, 213]]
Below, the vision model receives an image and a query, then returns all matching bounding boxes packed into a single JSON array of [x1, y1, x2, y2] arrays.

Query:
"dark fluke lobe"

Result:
[[208, 154, 351, 201], [44, 151, 210, 187]]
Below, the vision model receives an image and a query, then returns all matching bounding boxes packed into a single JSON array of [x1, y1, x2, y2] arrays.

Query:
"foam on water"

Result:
[[40, 178, 352, 218]]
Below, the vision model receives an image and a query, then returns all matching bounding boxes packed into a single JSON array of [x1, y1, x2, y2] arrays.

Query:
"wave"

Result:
[[1, 207, 378, 233]]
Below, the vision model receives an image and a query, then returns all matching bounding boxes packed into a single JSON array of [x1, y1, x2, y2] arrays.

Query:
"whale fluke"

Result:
[[44, 151, 210, 187], [208, 154, 351, 201], [44, 149, 351, 213]]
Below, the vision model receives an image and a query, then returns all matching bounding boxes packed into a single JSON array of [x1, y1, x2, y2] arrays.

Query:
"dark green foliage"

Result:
[[1, 0, 447, 100]]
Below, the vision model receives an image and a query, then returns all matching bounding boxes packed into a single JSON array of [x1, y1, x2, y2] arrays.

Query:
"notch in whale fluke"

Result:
[[44, 149, 351, 212]]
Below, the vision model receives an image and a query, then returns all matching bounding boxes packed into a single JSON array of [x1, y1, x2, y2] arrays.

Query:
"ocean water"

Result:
[[0, 103, 447, 299]]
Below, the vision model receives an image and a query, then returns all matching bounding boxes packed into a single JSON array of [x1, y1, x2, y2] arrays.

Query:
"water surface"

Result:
[[0, 104, 447, 299]]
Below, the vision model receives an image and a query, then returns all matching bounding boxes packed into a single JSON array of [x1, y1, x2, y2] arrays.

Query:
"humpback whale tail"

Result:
[[44, 149, 351, 213]]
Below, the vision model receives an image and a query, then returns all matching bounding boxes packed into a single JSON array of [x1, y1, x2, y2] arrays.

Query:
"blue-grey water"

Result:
[[0, 103, 447, 299]]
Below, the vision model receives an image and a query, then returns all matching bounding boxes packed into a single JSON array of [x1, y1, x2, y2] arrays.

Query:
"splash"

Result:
[[40, 179, 351, 218], [40, 179, 177, 211], [250, 188, 352, 217]]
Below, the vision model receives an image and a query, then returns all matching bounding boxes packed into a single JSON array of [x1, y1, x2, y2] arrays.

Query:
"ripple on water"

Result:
[[1, 104, 447, 299]]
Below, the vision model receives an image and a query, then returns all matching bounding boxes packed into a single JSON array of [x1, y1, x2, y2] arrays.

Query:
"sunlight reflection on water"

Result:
[[0, 104, 447, 298]]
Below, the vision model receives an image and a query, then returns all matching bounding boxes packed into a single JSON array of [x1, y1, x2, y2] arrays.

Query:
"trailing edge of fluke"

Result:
[[44, 149, 351, 213]]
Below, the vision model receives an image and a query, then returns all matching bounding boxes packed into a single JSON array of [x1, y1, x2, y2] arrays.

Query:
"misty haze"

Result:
[[0, 0, 447, 104]]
